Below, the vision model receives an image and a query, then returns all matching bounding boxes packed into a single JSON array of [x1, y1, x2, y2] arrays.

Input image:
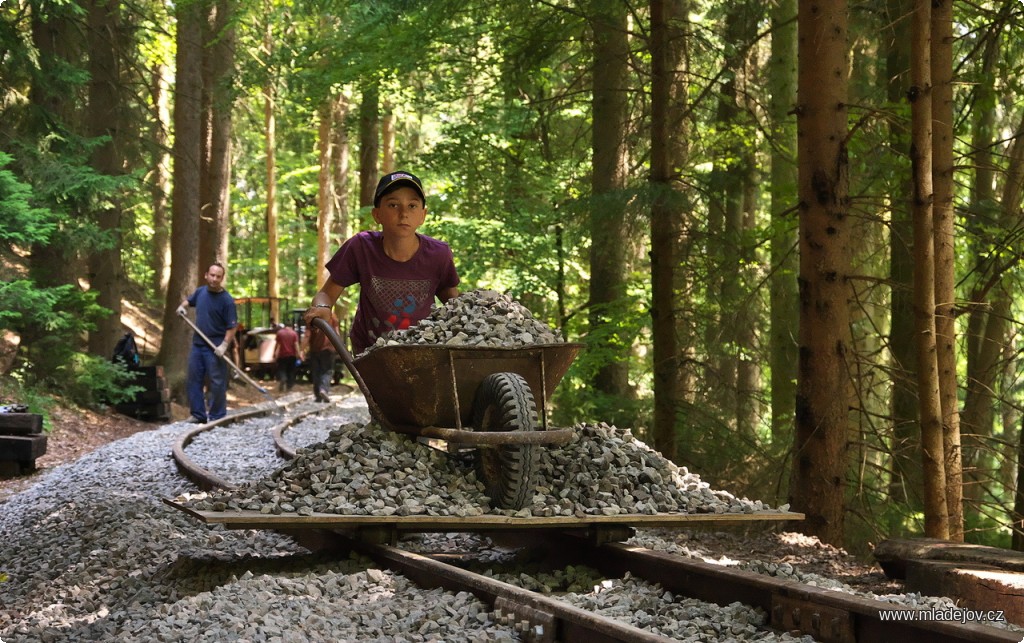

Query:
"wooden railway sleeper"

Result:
[[586, 525, 636, 546], [345, 538, 676, 642], [552, 533, 1023, 643], [494, 595, 556, 643], [772, 595, 855, 643]]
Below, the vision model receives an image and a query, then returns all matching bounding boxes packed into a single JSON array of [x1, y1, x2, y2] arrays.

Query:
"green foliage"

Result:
[[0, 279, 107, 385], [963, 509, 1014, 550], [56, 355, 145, 408], [0, 153, 110, 387], [0, 152, 58, 246]]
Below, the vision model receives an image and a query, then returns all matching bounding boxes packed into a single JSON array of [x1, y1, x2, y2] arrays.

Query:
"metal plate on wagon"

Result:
[[353, 343, 583, 429]]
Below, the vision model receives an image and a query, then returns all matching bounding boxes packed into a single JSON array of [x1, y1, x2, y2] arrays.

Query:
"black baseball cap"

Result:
[[373, 171, 426, 206]]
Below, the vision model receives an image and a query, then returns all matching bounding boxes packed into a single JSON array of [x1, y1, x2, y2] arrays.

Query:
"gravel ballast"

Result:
[[2, 396, 1019, 640], [186, 420, 771, 518], [361, 289, 565, 355], [0, 400, 519, 642]]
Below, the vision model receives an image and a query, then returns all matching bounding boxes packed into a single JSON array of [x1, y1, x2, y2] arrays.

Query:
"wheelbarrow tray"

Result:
[[352, 342, 583, 431]]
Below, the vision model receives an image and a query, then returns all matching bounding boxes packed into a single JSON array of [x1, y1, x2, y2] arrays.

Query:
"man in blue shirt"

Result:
[[177, 262, 238, 423]]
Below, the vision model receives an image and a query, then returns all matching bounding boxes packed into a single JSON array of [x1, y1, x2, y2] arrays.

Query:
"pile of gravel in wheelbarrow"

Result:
[[185, 420, 772, 517], [362, 289, 564, 354]]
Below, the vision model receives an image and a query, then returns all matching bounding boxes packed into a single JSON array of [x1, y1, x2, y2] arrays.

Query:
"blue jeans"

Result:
[[187, 344, 228, 421]]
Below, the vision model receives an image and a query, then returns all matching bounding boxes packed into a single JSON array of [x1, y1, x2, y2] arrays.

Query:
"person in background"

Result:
[[177, 261, 237, 424], [304, 170, 460, 353], [232, 321, 246, 372], [307, 310, 340, 403], [273, 322, 301, 392]]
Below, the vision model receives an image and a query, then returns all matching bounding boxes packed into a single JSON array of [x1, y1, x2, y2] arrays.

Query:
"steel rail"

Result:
[[271, 404, 343, 460], [170, 407, 271, 490], [551, 533, 1022, 643], [166, 397, 1012, 642], [171, 395, 319, 490], [343, 536, 676, 643]]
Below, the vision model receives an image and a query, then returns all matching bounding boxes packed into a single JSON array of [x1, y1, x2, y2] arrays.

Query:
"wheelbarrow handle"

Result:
[[309, 317, 393, 430]]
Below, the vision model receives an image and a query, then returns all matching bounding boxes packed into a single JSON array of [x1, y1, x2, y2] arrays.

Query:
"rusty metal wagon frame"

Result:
[[311, 318, 581, 442], [310, 318, 583, 509]]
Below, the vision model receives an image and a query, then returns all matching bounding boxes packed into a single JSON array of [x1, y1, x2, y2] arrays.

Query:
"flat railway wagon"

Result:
[[166, 321, 1022, 642], [312, 315, 584, 510], [167, 405, 1021, 643]]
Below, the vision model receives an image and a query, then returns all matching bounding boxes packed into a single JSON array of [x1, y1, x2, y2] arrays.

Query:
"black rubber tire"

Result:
[[471, 372, 539, 510]]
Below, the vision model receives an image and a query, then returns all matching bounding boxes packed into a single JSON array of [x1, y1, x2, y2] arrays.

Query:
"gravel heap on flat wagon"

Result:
[[361, 288, 563, 354], [189, 290, 769, 517], [186, 420, 770, 517], [0, 403, 522, 642], [4, 401, 1018, 641]]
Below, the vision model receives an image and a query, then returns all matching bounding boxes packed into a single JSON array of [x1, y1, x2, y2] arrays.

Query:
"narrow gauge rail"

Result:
[[167, 401, 1020, 643]]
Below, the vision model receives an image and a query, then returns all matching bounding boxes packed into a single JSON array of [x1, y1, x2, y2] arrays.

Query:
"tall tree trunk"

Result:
[[28, 4, 83, 290], [150, 63, 172, 302], [791, 0, 851, 547], [159, 0, 204, 395], [649, 0, 693, 463], [358, 83, 380, 213], [737, 158, 762, 436], [86, 0, 125, 359], [264, 16, 280, 324], [962, 293, 1009, 511], [331, 95, 351, 330], [317, 98, 336, 289], [909, 0, 948, 539], [332, 95, 351, 242], [1015, 414, 1024, 551], [1000, 114, 1024, 549], [264, 76, 280, 319], [963, 109, 1024, 544], [707, 1, 761, 435], [962, 30, 1001, 523], [199, 0, 214, 272], [930, 0, 962, 541], [768, 0, 799, 452], [588, 0, 632, 414], [200, 0, 235, 270], [381, 107, 395, 174], [885, 0, 922, 513]]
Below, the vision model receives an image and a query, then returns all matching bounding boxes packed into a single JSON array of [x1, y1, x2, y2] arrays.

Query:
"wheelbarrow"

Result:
[[309, 318, 583, 510]]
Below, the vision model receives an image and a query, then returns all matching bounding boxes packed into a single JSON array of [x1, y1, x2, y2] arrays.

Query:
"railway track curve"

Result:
[[168, 398, 1022, 643]]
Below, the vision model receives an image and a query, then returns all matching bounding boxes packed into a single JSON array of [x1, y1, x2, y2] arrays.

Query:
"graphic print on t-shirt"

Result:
[[368, 275, 434, 339]]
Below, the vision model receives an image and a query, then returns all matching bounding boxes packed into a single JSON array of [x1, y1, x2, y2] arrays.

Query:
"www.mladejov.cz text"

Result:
[[878, 607, 1006, 625]]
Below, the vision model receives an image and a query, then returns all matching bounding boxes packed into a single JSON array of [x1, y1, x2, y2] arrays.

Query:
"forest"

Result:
[[1, 0, 1023, 553]]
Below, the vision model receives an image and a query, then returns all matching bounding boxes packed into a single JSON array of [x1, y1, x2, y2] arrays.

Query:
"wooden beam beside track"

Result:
[[162, 499, 802, 532]]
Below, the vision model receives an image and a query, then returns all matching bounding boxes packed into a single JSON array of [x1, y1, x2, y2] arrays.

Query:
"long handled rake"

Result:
[[178, 310, 275, 402]]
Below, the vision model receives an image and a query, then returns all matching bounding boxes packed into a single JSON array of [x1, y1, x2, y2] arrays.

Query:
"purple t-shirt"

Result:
[[326, 231, 460, 353]]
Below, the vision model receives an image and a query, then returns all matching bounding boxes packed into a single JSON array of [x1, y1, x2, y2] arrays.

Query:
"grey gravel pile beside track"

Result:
[[188, 420, 769, 517], [626, 531, 1021, 633], [495, 569, 812, 642], [0, 400, 518, 642], [362, 289, 564, 354]]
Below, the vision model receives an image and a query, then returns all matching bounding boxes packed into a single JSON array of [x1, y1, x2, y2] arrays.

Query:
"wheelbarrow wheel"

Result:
[[472, 372, 538, 510]]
